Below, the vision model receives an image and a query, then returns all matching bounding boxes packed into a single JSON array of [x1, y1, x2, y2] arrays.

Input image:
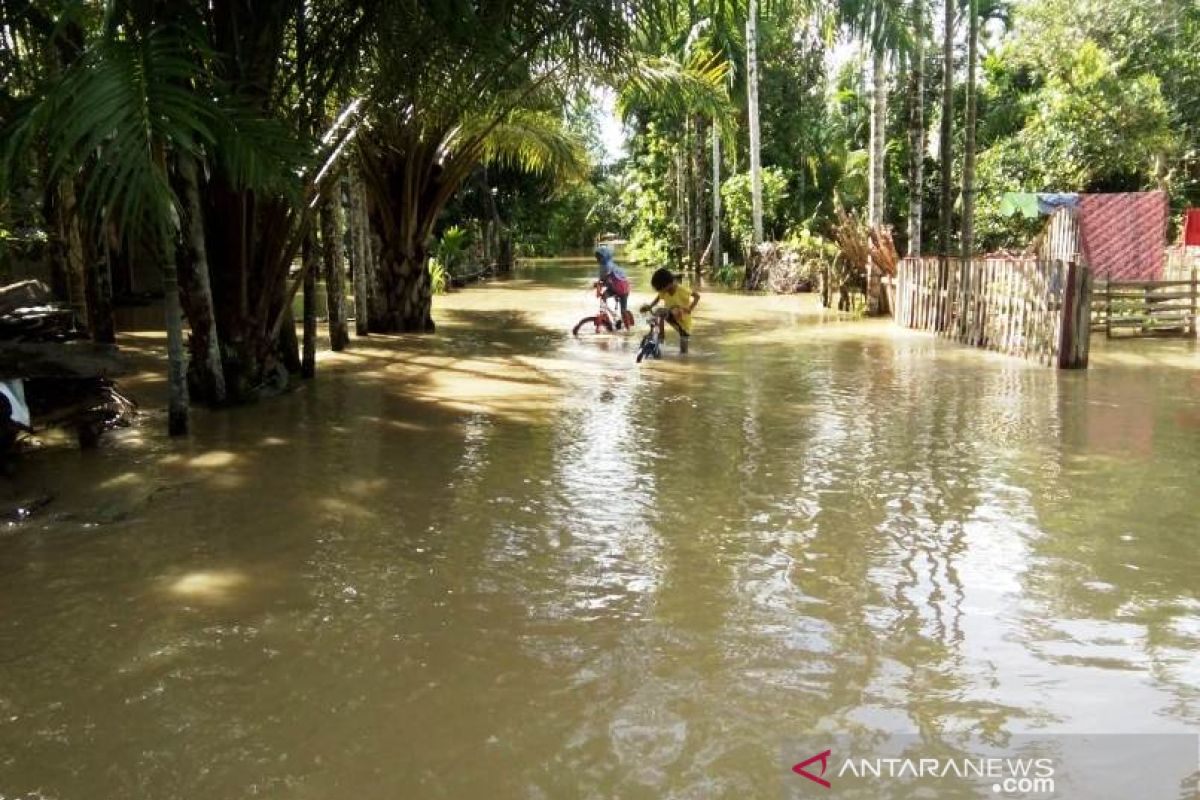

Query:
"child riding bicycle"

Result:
[[594, 245, 633, 328], [641, 268, 700, 354]]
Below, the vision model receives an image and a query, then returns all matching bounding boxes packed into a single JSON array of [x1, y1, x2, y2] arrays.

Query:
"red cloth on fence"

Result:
[[1078, 191, 1168, 280], [1184, 209, 1200, 246]]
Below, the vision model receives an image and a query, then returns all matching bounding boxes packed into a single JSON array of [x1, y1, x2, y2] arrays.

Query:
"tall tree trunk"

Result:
[[278, 303, 302, 373], [939, 0, 955, 262], [959, 0, 979, 336], [746, 0, 764, 246], [149, 142, 190, 435], [691, 115, 707, 274], [907, 0, 926, 258], [86, 233, 116, 345], [961, 0, 978, 259], [711, 123, 722, 272], [937, 0, 956, 331], [868, 50, 887, 229], [367, 230, 388, 325], [302, 228, 317, 379], [56, 179, 88, 329], [177, 151, 228, 405], [866, 47, 887, 315], [320, 180, 350, 351], [676, 145, 689, 268], [349, 172, 370, 336], [478, 168, 506, 273], [162, 229, 189, 436]]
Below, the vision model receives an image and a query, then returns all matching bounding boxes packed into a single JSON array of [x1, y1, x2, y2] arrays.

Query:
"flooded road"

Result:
[[1, 261, 1199, 799]]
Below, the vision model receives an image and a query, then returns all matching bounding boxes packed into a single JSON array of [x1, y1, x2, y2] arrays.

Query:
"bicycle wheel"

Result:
[[635, 335, 651, 363], [572, 316, 595, 336]]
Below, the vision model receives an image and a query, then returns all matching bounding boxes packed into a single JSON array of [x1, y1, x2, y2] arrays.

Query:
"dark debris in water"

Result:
[[2, 492, 54, 525]]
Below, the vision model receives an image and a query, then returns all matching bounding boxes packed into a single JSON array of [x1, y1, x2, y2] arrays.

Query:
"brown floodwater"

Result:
[[1, 261, 1199, 799]]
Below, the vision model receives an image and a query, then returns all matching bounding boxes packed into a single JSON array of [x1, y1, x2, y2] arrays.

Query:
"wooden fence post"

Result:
[[1191, 268, 1198, 338], [1057, 261, 1091, 369], [1104, 277, 1112, 338]]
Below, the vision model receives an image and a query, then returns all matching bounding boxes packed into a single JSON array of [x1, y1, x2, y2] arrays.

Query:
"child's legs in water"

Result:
[[603, 288, 629, 315], [654, 308, 691, 350]]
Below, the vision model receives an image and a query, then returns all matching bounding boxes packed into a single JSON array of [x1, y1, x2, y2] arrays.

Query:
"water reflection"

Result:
[[0, 262, 1197, 798]]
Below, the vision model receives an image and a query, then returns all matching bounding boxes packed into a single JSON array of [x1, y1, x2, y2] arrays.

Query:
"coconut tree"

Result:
[[747, 0, 764, 245], [938, 0, 955, 265], [838, 0, 908, 313], [907, 0, 927, 257], [959, 0, 979, 324]]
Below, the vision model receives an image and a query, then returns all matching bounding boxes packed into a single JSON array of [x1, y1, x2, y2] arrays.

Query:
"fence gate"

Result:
[[1091, 271, 1199, 338]]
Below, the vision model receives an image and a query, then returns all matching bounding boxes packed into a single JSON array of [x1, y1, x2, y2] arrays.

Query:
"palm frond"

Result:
[[615, 51, 732, 122], [209, 93, 309, 197], [46, 28, 212, 242], [457, 109, 591, 186]]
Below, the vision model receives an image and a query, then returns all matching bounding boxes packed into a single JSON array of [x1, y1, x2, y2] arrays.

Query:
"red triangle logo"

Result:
[[792, 749, 832, 789]]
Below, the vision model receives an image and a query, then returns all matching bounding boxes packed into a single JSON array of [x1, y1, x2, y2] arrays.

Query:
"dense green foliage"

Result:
[[520, 0, 1199, 267], [722, 167, 789, 246]]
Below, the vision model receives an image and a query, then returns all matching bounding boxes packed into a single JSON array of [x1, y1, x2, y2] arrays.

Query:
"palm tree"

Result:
[[712, 124, 723, 270], [353, 2, 640, 331], [4, 17, 309, 430], [837, 0, 908, 313], [938, 0, 955, 265], [746, 0, 764, 245], [7, 29, 218, 433], [959, 0, 979, 335], [320, 175, 350, 351], [907, 0, 927, 257]]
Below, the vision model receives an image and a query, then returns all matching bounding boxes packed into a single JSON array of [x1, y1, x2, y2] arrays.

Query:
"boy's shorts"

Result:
[[652, 307, 690, 337]]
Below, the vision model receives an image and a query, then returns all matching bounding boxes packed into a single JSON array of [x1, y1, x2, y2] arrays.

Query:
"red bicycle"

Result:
[[572, 282, 634, 335]]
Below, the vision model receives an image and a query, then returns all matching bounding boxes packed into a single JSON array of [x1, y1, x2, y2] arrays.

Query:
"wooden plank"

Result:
[[1105, 280, 1195, 289]]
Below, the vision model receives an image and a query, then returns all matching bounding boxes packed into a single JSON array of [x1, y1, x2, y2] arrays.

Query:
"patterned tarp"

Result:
[[1078, 191, 1168, 280]]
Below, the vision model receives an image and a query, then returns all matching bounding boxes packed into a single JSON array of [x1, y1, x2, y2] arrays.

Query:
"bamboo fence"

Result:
[[894, 256, 1092, 368]]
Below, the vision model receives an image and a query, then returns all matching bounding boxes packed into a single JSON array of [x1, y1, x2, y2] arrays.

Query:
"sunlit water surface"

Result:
[[1, 261, 1199, 798]]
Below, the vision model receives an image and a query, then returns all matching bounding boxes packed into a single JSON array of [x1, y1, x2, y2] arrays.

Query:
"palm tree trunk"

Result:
[[747, 0, 764, 246], [320, 179, 350, 351], [350, 172, 370, 336], [677, 144, 689, 267], [711, 123, 722, 272], [958, 0, 979, 336], [938, 0, 956, 331], [86, 228, 116, 344], [367, 184, 435, 333], [177, 151, 228, 405], [907, 0, 926, 257], [148, 142, 189, 436], [961, 0, 978, 263], [277, 303, 302, 373], [867, 47, 887, 315], [691, 115, 707, 274], [302, 228, 317, 379], [161, 228, 189, 436], [868, 50, 887, 229], [56, 179, 88, 329], [939, 0, 955, 263], [478, 168, 505, 272]]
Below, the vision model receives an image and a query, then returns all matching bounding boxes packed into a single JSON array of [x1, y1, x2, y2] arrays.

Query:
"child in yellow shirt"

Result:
[[643, 268, 700, 353]]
